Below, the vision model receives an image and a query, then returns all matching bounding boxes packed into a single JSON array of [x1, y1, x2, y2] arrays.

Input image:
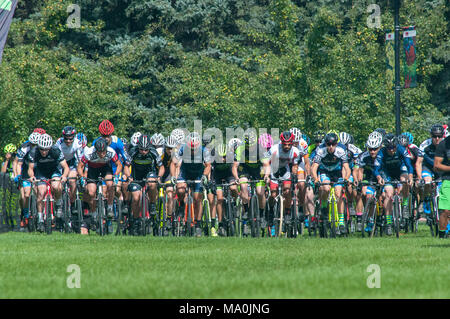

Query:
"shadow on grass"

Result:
[[423, 244, 450, 248]]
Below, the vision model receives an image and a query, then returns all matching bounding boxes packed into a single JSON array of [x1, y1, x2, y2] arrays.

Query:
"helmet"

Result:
[[313, 130, 326, 144], [339, 132, 351, 145], [171, 128, 186, 144], [62, 126, 76, 137], [280, 131, 294, 144], [120, 137, 128, 147], [383, 133, 398, 148], [244, 131, 258, 147], [138, 134, 151, 150], [374, 128, 386, 138], [76, 133, 87, 148], [430, 124, 444, 136], [99, 120, 114, 135], [289, 128, 302, 143], [349, 134, 355, 145], [398, 134, 409, 147], [258, 133, 273, 149], [302, 133, 310, 146], [150, 133, 165, 147], [33, 128, 46, 135], [324, 133, 338, 145], [202, 134, 212, 146], [186, 132, 201, 149], [216, 144, 228, 157], [165, 135, 178, 148], [131, 132, 142, 147], [4, 143, 16, 154], [38, 134, 53, 150], [29, 132, 41, 145], [327, 130, 340, 142], [366, 131, 383, 149], [94, 138, 108, 152], [402, 132, 414, 145], [228, 138, 242, 150]]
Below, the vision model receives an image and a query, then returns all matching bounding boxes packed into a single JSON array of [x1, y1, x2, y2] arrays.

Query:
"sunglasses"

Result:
[[432, 135, 443, 139], [64, 137, 74, 141], [101, 135, 111, 139], [368, 147, 378, 152], [326, 143, 337, 147], [39, 148, 50, 152]]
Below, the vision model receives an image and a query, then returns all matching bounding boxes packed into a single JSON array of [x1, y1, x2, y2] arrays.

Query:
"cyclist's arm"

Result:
[[123, 164, 131, 179], [158, 164, 165, 179], [416, 156, 423, 179], [13, 158, 21, 177], [232, 162, 239, 181], [311, 162, 319, 182], [304, 156, 311, 177], [60, 160, 70, 179], [1, 160, 8, 173], [170, 158, 178, 178], [434, 156, 450, 172], [77, 161, 86, 178], [113, 159, 122, 176], [342, 162, 351, 180], [202, 162, 211, 177], [27, 162, 35, 180]]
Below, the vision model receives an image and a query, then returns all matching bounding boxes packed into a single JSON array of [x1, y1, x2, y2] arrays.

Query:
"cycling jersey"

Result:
[[374, 145, 413, 180], [263, 143, 304, 179], [128, 145, 162, 180], [313, 143, 348, 172], [356, 151, 377, 182], [435, 137, 450, 180], [346, 143, 362, 168], [81, 146, 118, 169], [55, 136, 84, 169], [419, 139, 437, 171], [93, 135, 131, 173], [405, 143, 422, 169], [175, 145, 211, 177], [27, 146, 65, 179]]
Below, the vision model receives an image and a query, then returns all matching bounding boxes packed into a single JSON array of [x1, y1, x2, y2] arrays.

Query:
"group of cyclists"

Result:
[[1, 119, 449, 238]]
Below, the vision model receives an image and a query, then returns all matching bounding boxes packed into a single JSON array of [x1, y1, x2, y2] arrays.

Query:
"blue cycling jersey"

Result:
[[374, 145, 413, 178]]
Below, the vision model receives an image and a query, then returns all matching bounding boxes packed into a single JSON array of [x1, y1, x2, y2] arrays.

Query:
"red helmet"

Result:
[[99, 120, 114, 135], [280, 131, 294, 144], [33, 128, 46, 135]]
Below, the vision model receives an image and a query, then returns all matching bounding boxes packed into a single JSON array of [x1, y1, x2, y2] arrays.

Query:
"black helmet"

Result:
[[313, 130, 326, 144], [94, 138, 108, 152], [138, 134, 151, 150], [430, 124, 444, 136], [374, 128, 386, 138], [324, 133, 338, 145], [383, 133, 397, 148], [62, 126, 76, 137]]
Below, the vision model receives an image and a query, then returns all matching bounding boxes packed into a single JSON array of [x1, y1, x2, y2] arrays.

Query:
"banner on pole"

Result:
[[403, 26, 417, 88], [385, 31, 395, 89], [0, 0, 18, 64]]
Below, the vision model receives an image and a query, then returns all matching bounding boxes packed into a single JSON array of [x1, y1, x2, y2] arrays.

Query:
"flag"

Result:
[[0, 0, 18, 63], [385, 31, 395, 89], [403, 26, 417, 88]]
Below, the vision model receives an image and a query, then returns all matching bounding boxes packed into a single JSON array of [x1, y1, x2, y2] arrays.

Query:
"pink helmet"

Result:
[[258, 133, 273, 149]]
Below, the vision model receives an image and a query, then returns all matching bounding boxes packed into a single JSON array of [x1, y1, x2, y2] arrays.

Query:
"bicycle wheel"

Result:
[[202, 200, 210, 237], [225, 197, 234, 237], [141, 193, 148, 237], [290, 198, 298, 238], [329, 198, 336, 238], [393, 196, 400, 238], [62, 192, 71, 233], [250, 194, 259, 237], [74, 198, 83, 234], [27, 192, 38, 232], [45, 197, 52, 235], [97, 197, 105, 236]]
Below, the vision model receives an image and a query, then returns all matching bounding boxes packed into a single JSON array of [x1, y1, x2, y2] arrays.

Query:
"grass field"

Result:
[[1, 224, 449, 299]]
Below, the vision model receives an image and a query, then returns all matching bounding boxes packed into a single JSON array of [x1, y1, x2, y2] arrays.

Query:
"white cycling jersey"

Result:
[[55, 137, 84, 165], [81, 146, 118, 168]]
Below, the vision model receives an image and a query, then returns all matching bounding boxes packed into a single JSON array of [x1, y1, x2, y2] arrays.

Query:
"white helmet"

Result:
[[38, 134, 53, 149], [228, 138, 242, 150], [29, 132, 41, 145], [367, 131, 383, 149], [289, 127, 302, 143], [151, 133, 165, 147], [171, 128, 185, 144], [165, 135, 178, 148], [339, 132, 351, 145], [131, 132, 142, 147]]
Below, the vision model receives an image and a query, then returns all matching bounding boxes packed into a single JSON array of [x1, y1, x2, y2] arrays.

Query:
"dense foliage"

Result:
[[0, 0, 448, 148]]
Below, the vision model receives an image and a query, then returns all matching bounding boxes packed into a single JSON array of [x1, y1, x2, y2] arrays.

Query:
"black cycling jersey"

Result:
[[356, 151, 377, 182], [128, 145, 162, 179], [27, 145, 65, 177]]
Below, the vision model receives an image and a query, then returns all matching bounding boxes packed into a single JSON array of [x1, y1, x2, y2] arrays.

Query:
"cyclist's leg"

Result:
[[146, 172, 159, 215]]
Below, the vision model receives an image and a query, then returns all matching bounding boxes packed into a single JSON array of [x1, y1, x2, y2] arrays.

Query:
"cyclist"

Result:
[[170, 132, 212, 237], [374, 133, 414, 235], [433, 131, 450, 238], [258, 133, 273, 151], [14, 132, 41, 227], [2, 144, 17, 176], [170, 128, 186, 147], [150, 133, 165, 157], [263, 131, 304, 237], [27, 134, 70, 232], [123, 134, 164, 235], [311, 132, 351, 235], [55, 126, 84, 214], [161, 135, 178, 235], [417, 124, 445, 224], [77, 137, 123, 232], [308, 130, 326, 160], [95, 120, 132, 214], [210, 143, 239, 237], [354, 131, 383, 232], [130, 132, 142, 148], [232, 131, 266, 236]]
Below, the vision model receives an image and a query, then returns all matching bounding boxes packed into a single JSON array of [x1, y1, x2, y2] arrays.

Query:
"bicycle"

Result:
[[173, 179, 201, 237], [388, 180, 409, 238], [215, 181, 238, 237], [271, 177, 296, 238], [313, 181, 343, 238], [358, 181, 382, 238], [31, 178, 60, 235], [421, 179, 441, 237], [86, 177, 114, 236]]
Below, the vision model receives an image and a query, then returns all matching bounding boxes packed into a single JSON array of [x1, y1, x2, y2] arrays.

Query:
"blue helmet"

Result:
[[402, 132, 414, 145], [76, 132, 87, 148]]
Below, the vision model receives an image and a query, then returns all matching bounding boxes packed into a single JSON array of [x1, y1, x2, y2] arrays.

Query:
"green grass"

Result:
[[1, 225, 449, 299]]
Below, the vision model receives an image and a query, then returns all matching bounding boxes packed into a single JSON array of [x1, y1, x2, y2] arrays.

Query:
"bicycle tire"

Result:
[[330, 198, 336, 238], [97, 197, 105, 236], [250, 194, 259, 237], [62, 192, 71, 233], [141, 192, 148, 237], [290, 198, 298, 238], [202, 199, 210, 237], [45, 197, 52, 235], [27, 192, 38, 233], [74, 198, 83, 234], [393, 196, 400, 238]]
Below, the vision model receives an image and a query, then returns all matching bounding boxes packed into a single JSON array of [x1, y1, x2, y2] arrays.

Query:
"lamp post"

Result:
[[394, 0, 401, 136]]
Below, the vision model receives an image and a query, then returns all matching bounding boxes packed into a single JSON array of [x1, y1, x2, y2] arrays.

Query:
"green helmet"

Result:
[[216, 144, 228, 157], [4, 143, 16, 154]]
